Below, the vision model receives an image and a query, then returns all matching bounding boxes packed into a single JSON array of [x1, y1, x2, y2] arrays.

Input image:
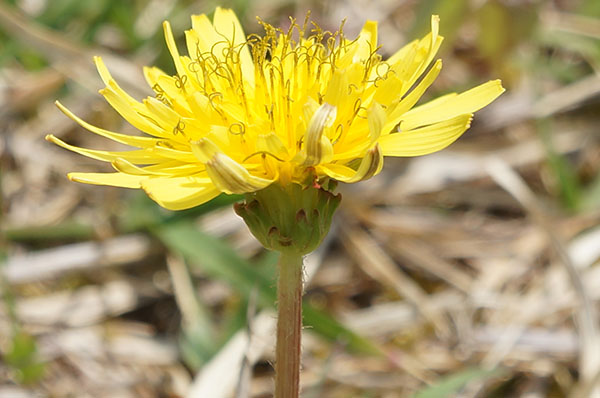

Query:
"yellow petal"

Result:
[[379, 114, 472, 157], [386, 38, 418, 67], [430, 15, 440, 56], [361, 20, 378, 47], [256, 132, 289, 159], [397, 58, 443, 113], [163, 21, 188, 82], [354, 20, 378, 62], [176, 55, 205, 93], [144, 66, 194, 110], [384, 59, 443, 132], [112, 158, 165, 175], [184, 28, 201, 62], [55, 101, 158, 148], [213, 7, 254, 85], [141, 176, 221, 210], [68, 172, 146, 188], [406, 16, 443, 87], [149, 145, 197, 163], [95, 60, 180, 140], [143, 65, 168, 89], [142, 161, 205, 176], [367, 102, 386, 143], [46, 134, 163, 163], [191, 14, 217, 49], [373, 74, 404, 106], [323, 70, 347, 106], [94, 56, 113, 86], [143, 97, 183, 133], [94, 57, 140, 106], [99, 85, 167, 138], [400, 80, 505, 130]]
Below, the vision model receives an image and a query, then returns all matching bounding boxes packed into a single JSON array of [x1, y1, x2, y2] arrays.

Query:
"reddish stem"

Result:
[[274, 252, 303, 398]]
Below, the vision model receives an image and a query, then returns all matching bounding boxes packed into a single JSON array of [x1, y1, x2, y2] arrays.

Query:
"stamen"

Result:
[[243, 151, 286, 163], [228, 122, 245, 136], [174, 74, 188, 90], [173, 119, 186, 136]]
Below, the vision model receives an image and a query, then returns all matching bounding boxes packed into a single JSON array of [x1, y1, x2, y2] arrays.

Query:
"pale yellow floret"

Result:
[[320, 143, 383, 183], [191, 138, 273, 194], [301, 103, 337, 167]]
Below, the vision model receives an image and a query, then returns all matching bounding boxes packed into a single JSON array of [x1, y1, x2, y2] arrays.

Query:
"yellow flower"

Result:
[[47, 9, 504, 210]]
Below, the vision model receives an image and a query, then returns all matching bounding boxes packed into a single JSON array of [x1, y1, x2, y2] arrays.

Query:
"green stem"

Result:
[[275, 251, 304, 398]]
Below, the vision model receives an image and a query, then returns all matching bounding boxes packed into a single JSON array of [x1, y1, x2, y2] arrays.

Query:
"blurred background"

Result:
[[1, 0, 600, 397]]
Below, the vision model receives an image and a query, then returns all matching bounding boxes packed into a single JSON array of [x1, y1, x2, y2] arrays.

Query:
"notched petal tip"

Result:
[[492, 79, 506, 94], [360, 20, 378, 41], [430, 15, 440, 41]]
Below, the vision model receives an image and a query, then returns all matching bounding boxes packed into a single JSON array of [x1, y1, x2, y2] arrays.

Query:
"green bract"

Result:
[[234, 182, 341, 255]]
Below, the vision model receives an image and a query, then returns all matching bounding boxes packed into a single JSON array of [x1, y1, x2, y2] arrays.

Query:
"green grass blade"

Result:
[[153, 221, 380, 355], [414, 367, 502, 398]]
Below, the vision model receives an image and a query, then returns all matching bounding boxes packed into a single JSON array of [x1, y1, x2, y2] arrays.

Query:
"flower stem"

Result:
[[275, 251, 304, 398]]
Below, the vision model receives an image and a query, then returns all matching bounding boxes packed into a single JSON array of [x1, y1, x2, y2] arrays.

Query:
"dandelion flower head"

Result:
[[47, 8, 504, 210]]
